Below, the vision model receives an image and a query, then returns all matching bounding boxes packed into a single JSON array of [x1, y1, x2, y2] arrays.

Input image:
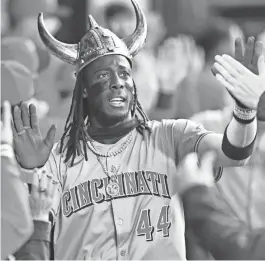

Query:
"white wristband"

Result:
[[0, 144, 15, 159], [234, 104, 256, 121]]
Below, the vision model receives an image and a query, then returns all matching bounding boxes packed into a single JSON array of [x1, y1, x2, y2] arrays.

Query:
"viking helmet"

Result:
[[37, 0, 147, 75]]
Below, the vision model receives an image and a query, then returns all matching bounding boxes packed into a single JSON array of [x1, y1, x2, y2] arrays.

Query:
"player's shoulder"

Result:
[[148, 119, 202, 134]]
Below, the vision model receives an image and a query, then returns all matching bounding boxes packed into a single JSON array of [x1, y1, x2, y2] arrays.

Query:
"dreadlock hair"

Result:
[[59, 68, 151, 166]]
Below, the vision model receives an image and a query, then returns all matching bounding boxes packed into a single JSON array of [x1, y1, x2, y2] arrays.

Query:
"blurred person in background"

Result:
[[5, 0, 72, 123], [1, 102, 56, 260], [176, 142, 265, 260], [1, 37, 51, 139], [189, 37, 265, 260], [195, 18, 243, 114], [13, 171, 57, 260], [41, 63, 76, 142], [103, 2, 160, 115], [150, 35, 205, 121], [1, 101, 33, 259]]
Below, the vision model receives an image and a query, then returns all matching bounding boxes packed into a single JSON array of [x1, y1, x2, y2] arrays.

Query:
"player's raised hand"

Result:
[[12, 102, 56, 169], [213, 53, 265, 110], [176, 152, 215, 196]]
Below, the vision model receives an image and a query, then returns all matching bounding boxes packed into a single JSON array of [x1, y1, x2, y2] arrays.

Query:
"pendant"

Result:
[[110, 165, 116, 174], [106, 179, 119, 197]]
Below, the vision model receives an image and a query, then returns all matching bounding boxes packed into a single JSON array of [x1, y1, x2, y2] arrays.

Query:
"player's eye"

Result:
[[121, 71, 130, 77], [98, 72, 109, 79]]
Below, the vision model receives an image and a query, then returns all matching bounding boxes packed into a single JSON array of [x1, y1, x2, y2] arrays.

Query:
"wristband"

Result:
[[222, 125, 256, 160], [0, 144, 15, 159], [233, 104, 256, 124]]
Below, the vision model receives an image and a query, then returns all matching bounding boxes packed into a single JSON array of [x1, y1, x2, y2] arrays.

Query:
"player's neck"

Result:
[[87, 118, 140, 144]]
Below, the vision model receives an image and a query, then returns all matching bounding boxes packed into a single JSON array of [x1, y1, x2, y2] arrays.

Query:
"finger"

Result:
[[258, 55, 265, 75], [50, 180, 59, 199], [215, 55, 241, 78], [13, 106, 24, 133], [211, 66, 218, 76], [46, 173, 53, 197], [215, 73, 235, 94], [44, 124, 56, 150], [252, 41, 264, 68], [213, 62, 237, 83], [29, 104, 39, 131], [2, 101, 12, 130], [31, 173, 39, 198], [222, 55, 250, 75], [234, 37, 244, 63], [20, 102, 31, 128], [244, 37, 255, 66], [39, 174, 48, 193], [11, 120, 18, 140]]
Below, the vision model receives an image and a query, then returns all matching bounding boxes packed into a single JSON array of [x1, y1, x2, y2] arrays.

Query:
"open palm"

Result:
[[214, 54, 265, 110], [12, 102, 56, 169]]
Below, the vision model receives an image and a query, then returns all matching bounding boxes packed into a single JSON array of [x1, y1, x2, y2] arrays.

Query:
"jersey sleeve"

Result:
[[162, 119, 223, 181], [162, 119, 212, 164]]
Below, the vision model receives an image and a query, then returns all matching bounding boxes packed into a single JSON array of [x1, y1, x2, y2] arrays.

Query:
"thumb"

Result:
[[257, 55, 265, 75], [44, 124, 56, 150]]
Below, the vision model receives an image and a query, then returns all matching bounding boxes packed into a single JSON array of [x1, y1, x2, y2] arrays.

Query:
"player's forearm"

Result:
[[220, 105, 257, 166], [182, 185, 265, 260], [226, 117, 257, 148], [1, 155, 34, 259]]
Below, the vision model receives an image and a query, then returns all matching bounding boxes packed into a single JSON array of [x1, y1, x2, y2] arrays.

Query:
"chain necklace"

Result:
[[88, 131, 133, 196], [87, 131, 133, 157]]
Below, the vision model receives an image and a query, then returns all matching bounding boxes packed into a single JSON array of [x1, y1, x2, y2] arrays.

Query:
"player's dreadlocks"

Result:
[[59, 69, 151, 166]]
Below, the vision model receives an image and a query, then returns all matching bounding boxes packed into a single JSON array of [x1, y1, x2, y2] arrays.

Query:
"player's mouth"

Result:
[[109, 97, 126, 108]]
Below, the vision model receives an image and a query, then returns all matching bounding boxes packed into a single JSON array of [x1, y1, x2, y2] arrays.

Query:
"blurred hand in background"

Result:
[[157, 35, 205, 94]]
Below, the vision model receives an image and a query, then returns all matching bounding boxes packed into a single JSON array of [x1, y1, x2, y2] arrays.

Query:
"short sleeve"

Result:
[[161, 119, 212, 165], [176, 120, 213, 163], [162, 119, 223, 181]]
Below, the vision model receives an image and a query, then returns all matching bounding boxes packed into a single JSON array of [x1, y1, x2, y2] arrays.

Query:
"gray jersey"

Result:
[[44, 119, 211, 260]]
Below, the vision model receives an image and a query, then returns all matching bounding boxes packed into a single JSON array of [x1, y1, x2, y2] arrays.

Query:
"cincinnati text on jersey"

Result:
[[61, 171, 170, 217]]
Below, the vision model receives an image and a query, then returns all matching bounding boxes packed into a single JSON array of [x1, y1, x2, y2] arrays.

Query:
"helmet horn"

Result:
[[37, 13, 79, 65], [123, 0, 148, 57]]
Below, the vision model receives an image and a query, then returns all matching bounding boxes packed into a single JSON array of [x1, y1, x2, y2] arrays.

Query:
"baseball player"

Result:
[[12, 0, 263, 259]]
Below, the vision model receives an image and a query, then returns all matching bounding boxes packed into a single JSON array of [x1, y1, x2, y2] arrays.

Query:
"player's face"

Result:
[[83, 55, 134, 127]]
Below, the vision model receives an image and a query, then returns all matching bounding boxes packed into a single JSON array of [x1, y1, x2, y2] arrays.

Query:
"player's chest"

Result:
[[59, 144, 178, 218]]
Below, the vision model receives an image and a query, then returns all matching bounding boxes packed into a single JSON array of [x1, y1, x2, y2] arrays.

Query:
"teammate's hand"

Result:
[[29, 172, 58, 222], [157, 35, 205, 93], [1, 101, 13, 146], [213, 54, 265, 110], [176, 152, 215, 196], [12, 102, 56, 169]]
